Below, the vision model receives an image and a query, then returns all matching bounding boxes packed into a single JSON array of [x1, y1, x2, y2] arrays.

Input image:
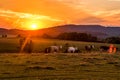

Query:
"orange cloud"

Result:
[[0, 0, 91, 29], [1, 0, 120, 29], [1, 0, 90, 20], [0, 9, 63, 29]]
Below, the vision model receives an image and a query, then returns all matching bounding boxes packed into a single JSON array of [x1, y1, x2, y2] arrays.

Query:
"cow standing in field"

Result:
[[50, 46, 60, 53], [99, 46, 109, 52], [67, 47, 76, 53], [85, 45, 95, 52], [100, 45, 117, 53], [44, 45, 62, 53], [67, 46, 80, 53], [44, 47, 51, 53]]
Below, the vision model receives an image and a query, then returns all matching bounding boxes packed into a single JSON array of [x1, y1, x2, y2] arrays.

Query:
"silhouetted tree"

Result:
[[104, 37, 120, 44], [56, 32, 98, 42]]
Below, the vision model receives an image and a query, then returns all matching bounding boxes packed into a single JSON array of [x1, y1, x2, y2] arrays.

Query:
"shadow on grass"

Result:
[[25, 66, 55, 70]]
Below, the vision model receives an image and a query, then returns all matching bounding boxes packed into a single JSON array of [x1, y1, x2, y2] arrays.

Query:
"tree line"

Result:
[[56, 32, 98, 42], [42, 32, 98, 42], [103, 37, 120, 44], [42, 32, 120, 44]]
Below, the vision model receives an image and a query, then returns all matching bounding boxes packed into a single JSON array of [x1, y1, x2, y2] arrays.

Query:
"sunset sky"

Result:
[[0, 0, 120, 30]]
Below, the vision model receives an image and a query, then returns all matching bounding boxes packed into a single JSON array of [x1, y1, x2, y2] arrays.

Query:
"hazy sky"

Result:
[[0, 0, 120, 29]]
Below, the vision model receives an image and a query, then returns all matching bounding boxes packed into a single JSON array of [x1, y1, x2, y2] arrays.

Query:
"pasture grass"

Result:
[[0, 38, 120, 79], [0, 38, 120, 53], [0, 53, 120, 80]]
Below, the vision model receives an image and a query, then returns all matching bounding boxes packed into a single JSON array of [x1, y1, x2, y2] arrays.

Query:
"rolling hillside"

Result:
[[34, 24, 120, 38], [0, 24, 120, 38]]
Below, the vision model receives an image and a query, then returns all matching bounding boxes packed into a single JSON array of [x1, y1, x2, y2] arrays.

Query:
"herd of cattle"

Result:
[[44, 44, 117, 53], [44, 45, 80, 53], [19, 38, 117, 53]]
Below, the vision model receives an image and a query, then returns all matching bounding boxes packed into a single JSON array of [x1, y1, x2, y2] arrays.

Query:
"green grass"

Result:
[[0, 38, 120, 79], [0, 53, 120, 80], [0, 38, 120, 53]]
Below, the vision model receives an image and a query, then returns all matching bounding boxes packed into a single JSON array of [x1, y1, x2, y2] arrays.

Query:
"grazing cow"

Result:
[[99, 46, 109, 52], [44, 45, 62, 53], [67, 46, 80, 53], [44, 47, 51, 53], [67, 47, 76, 53], [100, 45, 118, 53], [85, 45, 95, 52], [50, 46, 60, 53]]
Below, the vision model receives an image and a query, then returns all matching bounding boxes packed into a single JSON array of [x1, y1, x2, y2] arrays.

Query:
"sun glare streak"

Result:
[[20, 35, 30, 53]]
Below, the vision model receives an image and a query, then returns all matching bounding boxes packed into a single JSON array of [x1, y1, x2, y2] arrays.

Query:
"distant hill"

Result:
[[0, 24, 120, 38], [0, 28, 25, 35], [38, 24, 120, 38]]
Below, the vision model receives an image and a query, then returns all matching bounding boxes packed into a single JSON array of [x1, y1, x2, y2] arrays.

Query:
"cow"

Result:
[[100, 45, 118, 53], [99, 46, 109, 52], [67, 46, 80, 53], [85, 45, 95, 52], [44, 45, 62, 53], [44, 47, 51, 53]]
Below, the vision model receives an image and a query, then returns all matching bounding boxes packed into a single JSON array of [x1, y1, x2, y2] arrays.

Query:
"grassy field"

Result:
[[0, 38, 120, 53], [0, 53, 120, 80], [0, 38, 120, 79]]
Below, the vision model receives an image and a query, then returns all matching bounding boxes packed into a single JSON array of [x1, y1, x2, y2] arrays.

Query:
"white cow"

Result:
[[67, 46, 78, 53], [45, 45, 63, 53]]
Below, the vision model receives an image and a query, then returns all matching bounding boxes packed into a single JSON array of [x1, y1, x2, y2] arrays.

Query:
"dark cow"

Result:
[[85, 45, 95, 52], [99, 46, 109, 52], [44, 47, 51, 53]]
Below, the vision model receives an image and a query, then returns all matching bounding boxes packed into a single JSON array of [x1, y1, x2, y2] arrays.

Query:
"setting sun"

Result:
[[24, 20, 43, 30], [31, 24, 38, 30]]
